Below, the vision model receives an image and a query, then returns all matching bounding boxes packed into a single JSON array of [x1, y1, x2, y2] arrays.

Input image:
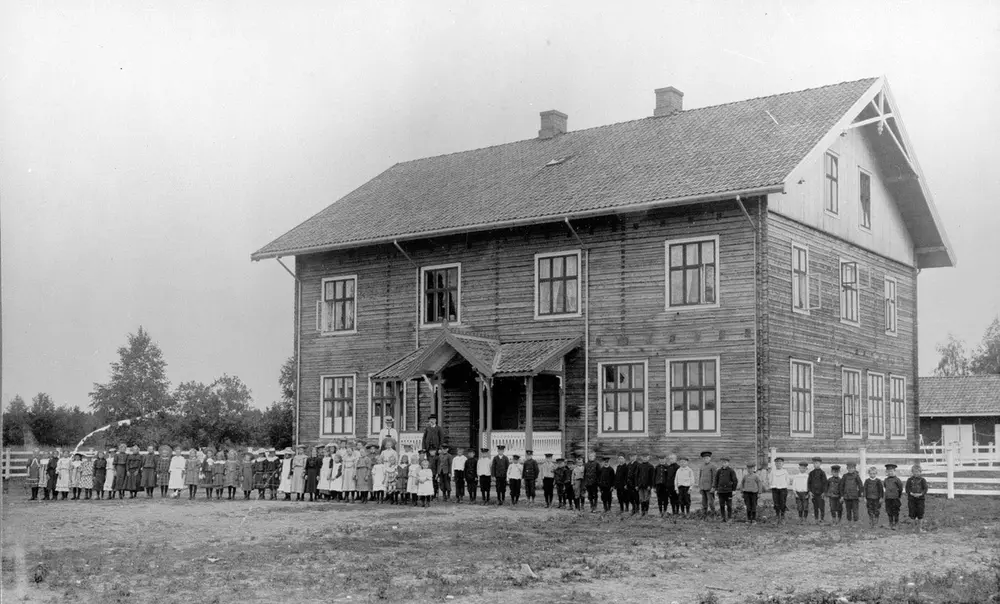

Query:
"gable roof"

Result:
[[919, 376, 1000, 416], [252, 77, 951, 267]]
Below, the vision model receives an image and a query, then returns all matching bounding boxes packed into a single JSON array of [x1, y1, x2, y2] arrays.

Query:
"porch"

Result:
[[371, 327, 579, 456]]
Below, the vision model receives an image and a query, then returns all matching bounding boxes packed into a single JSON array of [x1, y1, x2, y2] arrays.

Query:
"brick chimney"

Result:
[[538, 110, 568, 139], [654, 86, 683, 117]]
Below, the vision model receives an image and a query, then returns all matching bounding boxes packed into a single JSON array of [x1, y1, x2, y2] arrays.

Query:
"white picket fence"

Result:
[[2, 449, 102, 480], [919, 443, 998, 467], [768, 446, 1000, 499]]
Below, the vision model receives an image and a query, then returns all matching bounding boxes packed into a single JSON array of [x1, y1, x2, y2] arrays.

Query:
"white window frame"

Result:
[[841, 367, 863, 439], [858, 167, 872, 232], [534, 249, 582, 320], [664, 235, 721, 311], [666, 356, 722, 437], [791, 243, 810, 315], [789, 359, 814, 437], [839, 259, 860, 326], [597, 360, 649, 437], [884, 277, 898, 336], [419, 262, 462, 328], [320, 374, 356, 438], [318, 275, 358, 336], [824, 151, 840, 217], [867, 371, 886, 438], [888, 375, 907, 440], [368, 379, 407, 436]]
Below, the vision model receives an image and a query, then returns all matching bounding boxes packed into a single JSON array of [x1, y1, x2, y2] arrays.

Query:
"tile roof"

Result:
[[495, 338, 581, 376], [919, 376, 1000, 416], [252, 78, 878, 259]]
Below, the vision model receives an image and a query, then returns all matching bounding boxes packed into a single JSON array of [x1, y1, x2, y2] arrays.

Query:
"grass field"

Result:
[[2, 487, 998, 603]]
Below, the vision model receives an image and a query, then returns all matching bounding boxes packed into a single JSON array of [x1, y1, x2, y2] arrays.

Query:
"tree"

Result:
[[969, 316, 1000, 375], [279, 355, 296, 403], [933, 334, 971, 377], [175, 375, 254, 446], [261, 356, 296, 449], [90, 327, 172, 420], [2, 395, 28, 447], [28, 392, 60, 446]]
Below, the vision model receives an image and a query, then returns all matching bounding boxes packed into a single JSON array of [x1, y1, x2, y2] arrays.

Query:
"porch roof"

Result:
[[370, 329, 581, 380]]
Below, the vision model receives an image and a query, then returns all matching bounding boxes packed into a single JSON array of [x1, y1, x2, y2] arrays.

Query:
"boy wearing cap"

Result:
[[507, 454, 523, 505], [768, 457, 790, 524], [477, 447, 492, 504], [541, 452, 556, 507], [739, 462, 764, 524], [437, 446, 453, 502], [614, 454, 629, 513], [554, 458, 569, 508], [863, 466, 884, 528], [570, 457, 584, 510], [598, 456, 615, 512], [625, 452, 640, 513], [654, 454, 671, 517], [491, 445, 510, 505], [464, 449, 478, 503], [825, 465, 843, 523], [635, 453, 656, 516], [421, 415, 444, 459], [665, 453, 681, 515], [840, 462, 864, 523], [452, 447, 466, 503], [583, 452, 601, 512], [713, 457, 739, 522], [674, 457, 694, 515], [883, 464, 904, 529], [522, 450, 539, 505], [905, 465, 928, 532], [791, 461, 811, 524], [698, 451, 717, 519], [807, 457, 828, 523]]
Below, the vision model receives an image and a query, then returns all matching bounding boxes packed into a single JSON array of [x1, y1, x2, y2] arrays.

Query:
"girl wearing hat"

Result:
[[167, 448, 186, 498], [252, 449, 268, 499], [290, 445, 308, 501], [200, 447, 217, 499], [92, 450, 107, 500], [277, 448, 295, 500], [69, 452, 83, 500], [184, 449, 202, 499], [156, 447, 173, 498]]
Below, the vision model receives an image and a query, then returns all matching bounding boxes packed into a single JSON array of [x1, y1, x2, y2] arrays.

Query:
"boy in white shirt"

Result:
[[791, 461, 811, 523], [452, 447, 467, 503], [769, 457, 791, 524], [673, 456, 695, 516], [477, 447, 492, 504], [507, 454, 524, 505]]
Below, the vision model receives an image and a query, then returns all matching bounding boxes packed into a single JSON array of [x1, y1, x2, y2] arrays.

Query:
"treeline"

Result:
[[2, 327, 293, 450]]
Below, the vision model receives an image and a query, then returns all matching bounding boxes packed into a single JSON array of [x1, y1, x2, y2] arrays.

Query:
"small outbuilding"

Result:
[[919, 375, 1000, 456]]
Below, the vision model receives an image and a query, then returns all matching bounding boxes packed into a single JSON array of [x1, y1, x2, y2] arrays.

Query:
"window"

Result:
[[790, 360, 813, 436], [536, 251, 581, 318], [321, 375, 355, 436], [370, 380, 404, 435], [889, 376, 906, 438], [884, 278, 898, 335], [599, 362, 646, 435], [319, 276, 357, 333], [669, 358, 719, 433], [666, 237, 719, 308], [792, 244, 809, 313], [868, 372, 885, 437], [421, 264, 460, 325], [840, 261, 859, 324], [824, 152, 839, 215], [842, 368, 862, 437], [859, 169, 872, 230]]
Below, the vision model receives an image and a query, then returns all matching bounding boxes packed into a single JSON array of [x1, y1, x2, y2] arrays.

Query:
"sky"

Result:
[[2, 1, 999, 410]]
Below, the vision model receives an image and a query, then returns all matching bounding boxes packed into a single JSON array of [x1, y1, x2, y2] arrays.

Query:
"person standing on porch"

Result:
[[583, 452, 600, 513], [421, 415, 444, 457], [522, 450, 539, 505], [491, 445, 510, 505], [477, 447, 492, 504], [378, 417, 399, 450], [463, 449, 478, 503], [540, 453, 556, 508]]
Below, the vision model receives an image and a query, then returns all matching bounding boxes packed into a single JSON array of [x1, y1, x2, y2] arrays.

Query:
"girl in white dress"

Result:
[[167, 449, 186, 497], [407, 455, 420, 504], [417, 459, 434, 507], [55, 451, 72, 500], [372, 459, 385, 503], [317, 447, 333, 500], [329, 454, 344, 501], [103, 449, 117, 496], [277, 448, 294, 499]]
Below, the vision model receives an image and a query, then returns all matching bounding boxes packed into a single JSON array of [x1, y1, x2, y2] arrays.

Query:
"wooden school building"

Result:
[[251, 77, 953, 463]]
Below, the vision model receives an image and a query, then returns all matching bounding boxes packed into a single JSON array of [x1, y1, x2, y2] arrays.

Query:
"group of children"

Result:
[[22, 444, 931, 530]]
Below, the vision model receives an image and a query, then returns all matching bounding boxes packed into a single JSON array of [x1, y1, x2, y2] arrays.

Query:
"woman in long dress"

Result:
[[79, 454, 95, 500], [55, 451, 71, 500], [290, 445, 307, 501], [167, 449, 186, 498], [112, 444, 128, 499], [92, 450, 108, 500], [277, 448, 294, 500]]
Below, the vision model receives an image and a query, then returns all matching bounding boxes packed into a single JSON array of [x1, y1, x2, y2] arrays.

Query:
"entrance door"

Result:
[[942, 424, 974, 459], [492, 379, 523, 430]]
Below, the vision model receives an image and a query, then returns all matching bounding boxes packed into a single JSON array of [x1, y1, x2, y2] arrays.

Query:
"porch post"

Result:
[[435, 380, 444, 429], [558, 374, 566, 435], [525, 376, 534, 452], [477, 376, 486, 451], [486, 380, 494, 452]]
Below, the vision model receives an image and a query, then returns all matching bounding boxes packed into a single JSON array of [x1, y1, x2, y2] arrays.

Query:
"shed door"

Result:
[[941, 424, 974, 460]]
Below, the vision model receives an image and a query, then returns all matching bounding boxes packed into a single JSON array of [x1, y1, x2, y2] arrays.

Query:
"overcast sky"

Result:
[[2, 1, 998, 410]]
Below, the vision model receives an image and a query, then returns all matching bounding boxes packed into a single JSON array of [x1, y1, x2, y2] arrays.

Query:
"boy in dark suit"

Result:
[[654, 454, 671, 517], [825, 465, 843, 523], [490, 445, 510, 505], [598, 456, 615, 512], [634, 453, 656, 516], [713, 457, 739, 522], [614, 454, 629, 513], [522, 450, 539, 505], [883, 463, 904, 529], [807, 457, 828, 523]]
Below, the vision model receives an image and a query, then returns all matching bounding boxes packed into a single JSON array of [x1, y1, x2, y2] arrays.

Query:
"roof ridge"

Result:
[[389, 77, 880, 167]]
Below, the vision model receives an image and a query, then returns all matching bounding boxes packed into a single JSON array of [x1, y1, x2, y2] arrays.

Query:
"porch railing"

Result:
[[480, 431, 563, 459]]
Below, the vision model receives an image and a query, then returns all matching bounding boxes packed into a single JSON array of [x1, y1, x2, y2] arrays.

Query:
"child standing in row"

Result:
[[883, 464, 904, 529], [864, 466, 884, 528], [792, 461, 811, 524], [713, 457, 738, 522], [739, 462, 764, 523], [507, 455, 523, 505], [825, 465, 843, 523], [674, 457, 694, 516], [906, 465, 928, 532], [417, 459, 433, 507], [841, 462, 864, 523], [599, 457, 615, 512], [372, 457, 385, 503]]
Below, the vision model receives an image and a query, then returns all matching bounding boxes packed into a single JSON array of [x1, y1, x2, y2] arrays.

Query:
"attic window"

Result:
[[545, 156, 572, 167]]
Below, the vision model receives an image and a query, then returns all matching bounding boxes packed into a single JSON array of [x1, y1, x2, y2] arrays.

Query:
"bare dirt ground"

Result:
[[2, 487, 998, 604]]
